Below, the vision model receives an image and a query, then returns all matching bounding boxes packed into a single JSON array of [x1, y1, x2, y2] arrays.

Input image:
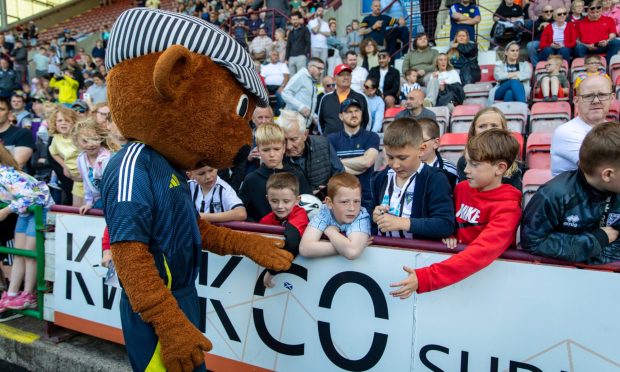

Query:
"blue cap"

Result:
[[340, 98, 362, 113]]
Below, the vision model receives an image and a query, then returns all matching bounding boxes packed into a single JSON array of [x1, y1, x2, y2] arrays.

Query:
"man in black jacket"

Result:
[[369, 51, 400, 108], [317, 64, 369, 136], [286, 11, 311, 76]]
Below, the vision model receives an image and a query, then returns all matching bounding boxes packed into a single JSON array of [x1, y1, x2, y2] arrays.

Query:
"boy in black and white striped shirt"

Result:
[[417, 118, 459, 189]]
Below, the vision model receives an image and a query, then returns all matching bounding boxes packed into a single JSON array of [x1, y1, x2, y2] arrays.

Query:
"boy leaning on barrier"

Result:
[[391, 129, 522, 297], [522, 122, 620, 264]]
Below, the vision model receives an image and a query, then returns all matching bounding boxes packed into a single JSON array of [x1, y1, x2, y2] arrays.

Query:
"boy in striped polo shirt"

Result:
[[300, 172, 372, 260]]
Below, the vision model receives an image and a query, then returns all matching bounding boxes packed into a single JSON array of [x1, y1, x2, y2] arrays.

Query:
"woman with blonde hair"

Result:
[[489, 41, 532, 104], [425, 53, 463, 109]]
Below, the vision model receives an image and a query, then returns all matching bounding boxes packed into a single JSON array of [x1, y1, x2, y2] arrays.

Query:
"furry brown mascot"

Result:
[[101, 9, 293, 372]]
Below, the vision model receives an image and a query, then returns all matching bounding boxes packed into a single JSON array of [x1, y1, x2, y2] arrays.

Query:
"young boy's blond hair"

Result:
[[579, 122, 620, 177], [383, 118, 423, 148], [255, 123, 285, 146], [327, 172, 361, 200], [266, 172, 300, 196], [467, 128, 519, 168]]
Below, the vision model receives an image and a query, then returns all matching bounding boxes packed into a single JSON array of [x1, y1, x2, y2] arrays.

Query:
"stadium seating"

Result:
[[382, 107, 405, 131], [610, 54, 620, 86], [522, 169, 552, 208], [464, 82, 494, 100], [526, 132, 552, 169], [607, 99, 620, 122], [529, 101, 570, 133], [427, 106, 450, 135], [438, 133, 468, 165], [450, 104, 483, 133], [479, 64, 496, 83], [492, 101, 528, 133]]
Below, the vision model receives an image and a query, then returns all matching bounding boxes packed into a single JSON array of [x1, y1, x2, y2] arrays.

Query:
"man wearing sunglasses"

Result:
[[575, 0, 620, 64], [551, 75, 615, 176]]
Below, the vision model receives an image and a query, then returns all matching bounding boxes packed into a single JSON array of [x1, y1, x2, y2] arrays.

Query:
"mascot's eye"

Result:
[[236, 94, 249, 117]]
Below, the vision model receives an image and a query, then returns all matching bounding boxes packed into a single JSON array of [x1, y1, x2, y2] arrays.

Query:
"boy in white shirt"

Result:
[[187, 165, 247, 222]]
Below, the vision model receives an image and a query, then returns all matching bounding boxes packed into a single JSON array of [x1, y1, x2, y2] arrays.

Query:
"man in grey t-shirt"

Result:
[[395, 89, 436, 121]]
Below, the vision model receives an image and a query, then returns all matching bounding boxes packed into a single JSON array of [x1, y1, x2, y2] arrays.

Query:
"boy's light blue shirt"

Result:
[[309, 204, 371, 236]]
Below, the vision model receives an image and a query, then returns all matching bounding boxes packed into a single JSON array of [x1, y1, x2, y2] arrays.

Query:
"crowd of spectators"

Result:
[[2, 0, 620, 318]]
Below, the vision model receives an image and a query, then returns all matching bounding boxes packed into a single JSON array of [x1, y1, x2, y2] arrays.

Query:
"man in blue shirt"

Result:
[[327, 98, 380, 213], [360, 0, 397, 48], [449, 0, 481, 42]]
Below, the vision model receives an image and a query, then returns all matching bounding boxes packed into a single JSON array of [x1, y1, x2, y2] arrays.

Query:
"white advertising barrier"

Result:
[[53, 213, 620, 371]]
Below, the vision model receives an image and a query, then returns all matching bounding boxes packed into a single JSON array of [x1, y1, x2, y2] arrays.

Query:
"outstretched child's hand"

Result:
[[389, 266, 418, 300], [442, 236, 458, 249], [263, 271, 275, 288]]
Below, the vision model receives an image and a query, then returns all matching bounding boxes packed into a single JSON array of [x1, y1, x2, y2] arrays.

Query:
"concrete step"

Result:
[[0, 316, 130, 372]]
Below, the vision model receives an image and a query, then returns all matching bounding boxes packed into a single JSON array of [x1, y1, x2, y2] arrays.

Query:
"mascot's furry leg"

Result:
[[111, 242, 211, 372], [111, 224, 292, 372]]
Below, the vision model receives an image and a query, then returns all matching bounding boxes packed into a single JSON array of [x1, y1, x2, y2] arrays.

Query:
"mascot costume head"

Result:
[[102, 8, 293, 372]]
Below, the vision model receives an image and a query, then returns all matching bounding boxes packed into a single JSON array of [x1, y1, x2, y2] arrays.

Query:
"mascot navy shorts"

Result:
[[120, 285, 206, 372]]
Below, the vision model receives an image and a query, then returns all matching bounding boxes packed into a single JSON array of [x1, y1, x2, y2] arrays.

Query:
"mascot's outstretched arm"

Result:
[[111, 242, 212, 372], [198, 219, 293, 271]]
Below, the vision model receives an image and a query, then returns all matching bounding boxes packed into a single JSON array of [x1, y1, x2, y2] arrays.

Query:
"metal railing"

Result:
[[0, 204, 46, 320]]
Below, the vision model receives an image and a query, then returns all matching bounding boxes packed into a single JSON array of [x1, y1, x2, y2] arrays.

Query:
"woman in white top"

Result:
[[425, 53, 463, 109]]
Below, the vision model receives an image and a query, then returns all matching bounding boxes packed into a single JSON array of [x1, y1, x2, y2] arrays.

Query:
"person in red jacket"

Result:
[[259, 172, 309, 288], [538, 7, 577, 62], [390, 129, 522, 297]]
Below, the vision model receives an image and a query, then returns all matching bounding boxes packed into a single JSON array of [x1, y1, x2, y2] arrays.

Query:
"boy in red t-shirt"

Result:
[[390, 129, 522, 297], [259, 173, 309, 288]]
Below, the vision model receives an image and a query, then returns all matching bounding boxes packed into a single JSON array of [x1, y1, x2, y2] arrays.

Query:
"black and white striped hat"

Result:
[[105, 8, 269, 106]]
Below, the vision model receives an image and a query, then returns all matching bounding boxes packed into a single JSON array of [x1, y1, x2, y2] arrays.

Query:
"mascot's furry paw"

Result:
[[154, 307, 213, 372], [199, 220, 293, 271]]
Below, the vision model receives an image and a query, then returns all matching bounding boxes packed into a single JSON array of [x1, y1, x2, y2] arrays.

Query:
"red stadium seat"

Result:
[[464, 82, 494, 99], [450, 104, 483, 133], [526, 132, 552, 169], [438, 133, 468, 164], [530, 101, 571, 133], [382, 107, 406, 131], [479, 64, 496, 83], [522, 169, 553, 208], [607, 99, 620, 122], [427, 106, 450, 135], [492, 101, 529, 133]]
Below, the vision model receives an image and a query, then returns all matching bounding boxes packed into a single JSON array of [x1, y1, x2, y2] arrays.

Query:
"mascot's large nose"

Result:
[[233, 144, 252, 167]]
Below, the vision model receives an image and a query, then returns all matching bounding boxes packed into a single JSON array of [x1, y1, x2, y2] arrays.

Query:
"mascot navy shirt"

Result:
[[102, 142, 202, 290]]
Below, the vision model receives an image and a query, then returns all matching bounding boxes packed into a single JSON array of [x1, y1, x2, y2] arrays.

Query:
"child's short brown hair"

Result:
[[383, 118, 423, 148], [579, 122, 620, 176], [417, 117, 440, 140], [466, 129, 519, 169], [255, 123, 285, 147], [327, 172, 361, 199], [266, 172, 300, 196], [405, 69, 418, 78]]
